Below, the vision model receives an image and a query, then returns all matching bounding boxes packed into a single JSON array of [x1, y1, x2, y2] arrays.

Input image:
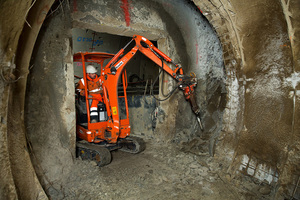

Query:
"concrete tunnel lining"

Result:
[[1, 0, 299, 199]]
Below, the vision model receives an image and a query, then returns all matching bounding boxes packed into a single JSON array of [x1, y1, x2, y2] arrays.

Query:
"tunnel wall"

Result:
[[231, 0, 293, 186], [194, 0, 300, 197], [25, 4, 75, 191], [0, 0, 54, 199], [155, 0, 225, 150], [0, 2, 31, 198]]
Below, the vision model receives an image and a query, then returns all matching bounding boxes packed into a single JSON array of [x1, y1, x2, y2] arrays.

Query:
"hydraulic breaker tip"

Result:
[[197, 116, 204, 131]]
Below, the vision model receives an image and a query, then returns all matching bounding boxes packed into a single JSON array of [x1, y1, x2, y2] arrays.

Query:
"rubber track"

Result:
[[119, 136, 146, 154], [77, 142, 111, 166]]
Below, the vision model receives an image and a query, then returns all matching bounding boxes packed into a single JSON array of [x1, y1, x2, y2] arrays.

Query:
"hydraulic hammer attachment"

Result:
[[189, 94, 204, 131], [178, 73, 204, 131]]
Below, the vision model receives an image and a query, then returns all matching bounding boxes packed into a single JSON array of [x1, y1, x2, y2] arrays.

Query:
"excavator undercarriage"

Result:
[[76, 136, 145, 166]]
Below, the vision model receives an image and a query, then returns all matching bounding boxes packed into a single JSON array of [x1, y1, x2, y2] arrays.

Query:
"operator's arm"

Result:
[[76, 78, 85, 96]]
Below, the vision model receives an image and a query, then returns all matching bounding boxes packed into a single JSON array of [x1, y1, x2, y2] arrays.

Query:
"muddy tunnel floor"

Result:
[[42, 139, 274, 200]]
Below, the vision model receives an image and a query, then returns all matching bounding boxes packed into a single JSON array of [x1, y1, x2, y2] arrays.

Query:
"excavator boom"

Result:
[[103, 35, 203, 142]]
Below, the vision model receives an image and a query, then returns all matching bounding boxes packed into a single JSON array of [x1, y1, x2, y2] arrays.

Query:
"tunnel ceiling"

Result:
[[0, 0, 299, 199]]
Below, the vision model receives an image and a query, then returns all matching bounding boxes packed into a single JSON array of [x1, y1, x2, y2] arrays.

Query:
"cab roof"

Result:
[[73, 52, 115, 64]]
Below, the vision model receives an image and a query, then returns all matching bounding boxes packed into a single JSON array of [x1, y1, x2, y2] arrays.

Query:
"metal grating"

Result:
[[239, 155, 279, 184]]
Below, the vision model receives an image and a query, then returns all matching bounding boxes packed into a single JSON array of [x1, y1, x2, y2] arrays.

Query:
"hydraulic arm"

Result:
[[103, 35, 203, 143]]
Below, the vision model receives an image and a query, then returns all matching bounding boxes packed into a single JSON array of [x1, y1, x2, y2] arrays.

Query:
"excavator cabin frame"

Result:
[[74, 52, 131, 144]]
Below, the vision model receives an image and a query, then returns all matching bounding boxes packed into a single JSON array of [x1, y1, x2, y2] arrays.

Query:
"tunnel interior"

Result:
[[1, 0, 299, 199], [24, 0, 226, 198]]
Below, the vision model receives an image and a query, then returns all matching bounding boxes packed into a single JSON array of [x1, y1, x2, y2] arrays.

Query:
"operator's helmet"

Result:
[[86, 65, 97, 73]]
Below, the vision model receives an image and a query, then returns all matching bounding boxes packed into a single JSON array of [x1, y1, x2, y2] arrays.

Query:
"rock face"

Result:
[[0, 0, 299, 199]]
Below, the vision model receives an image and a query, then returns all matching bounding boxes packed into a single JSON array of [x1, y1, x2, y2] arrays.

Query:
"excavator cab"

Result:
[[74, 52, 145, 166], [74, 52, 114, 131]]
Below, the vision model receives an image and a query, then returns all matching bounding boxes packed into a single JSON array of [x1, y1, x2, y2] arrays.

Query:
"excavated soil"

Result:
[[41, 138, 274, 200]]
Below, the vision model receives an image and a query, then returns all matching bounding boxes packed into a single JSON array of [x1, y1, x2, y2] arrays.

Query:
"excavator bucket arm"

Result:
[[103, 35, 203, 141]]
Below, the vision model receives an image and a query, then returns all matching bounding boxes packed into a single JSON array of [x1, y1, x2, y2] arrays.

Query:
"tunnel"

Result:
[[0, 0, 299, 199]]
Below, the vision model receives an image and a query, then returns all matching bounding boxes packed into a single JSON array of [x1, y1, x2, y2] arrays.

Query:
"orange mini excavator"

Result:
[[74, 35, 203, 166]]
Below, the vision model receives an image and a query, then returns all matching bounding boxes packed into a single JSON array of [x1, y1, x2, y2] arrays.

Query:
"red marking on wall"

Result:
[[73, 0, 78, 12], [197, 6, 203, 13], [163, 2, 173, 8], [36, 5, 50, 24], [121, 0, 130, 27]]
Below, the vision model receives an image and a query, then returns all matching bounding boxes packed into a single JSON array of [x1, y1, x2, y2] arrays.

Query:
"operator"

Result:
[[76, 65, 103, 123]]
